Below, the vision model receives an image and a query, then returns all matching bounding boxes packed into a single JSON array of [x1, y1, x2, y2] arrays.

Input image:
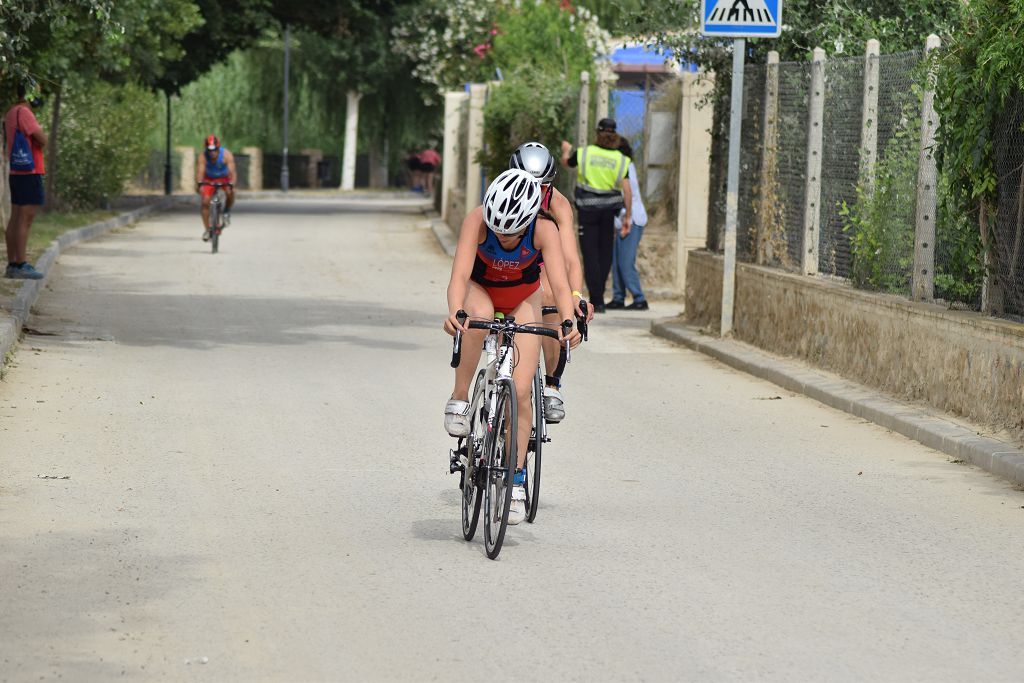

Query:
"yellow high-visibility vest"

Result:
[[574, 145, 630, 210], [576, 145, 630, 192]]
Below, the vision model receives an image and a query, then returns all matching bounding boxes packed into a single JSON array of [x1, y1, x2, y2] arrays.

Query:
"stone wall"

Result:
[[685, 250, 1024, 436]]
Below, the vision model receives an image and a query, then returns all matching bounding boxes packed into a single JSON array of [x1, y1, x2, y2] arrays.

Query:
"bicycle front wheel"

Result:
[[209, 201, 221, 254], [524, 367, 544, 523], [483, 379, 517, 559], [461, 369, 486, 541]]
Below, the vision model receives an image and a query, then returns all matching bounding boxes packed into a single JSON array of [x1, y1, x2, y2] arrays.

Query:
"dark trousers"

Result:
[[577, 208, 617, 305]]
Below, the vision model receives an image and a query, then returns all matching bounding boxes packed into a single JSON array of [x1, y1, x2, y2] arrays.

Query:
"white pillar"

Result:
[[860, 39, 881, 192], [242, 146, 262, 190], [465, 84, 487, 207], [177, 146, 196, 193], [341, 90, 362, 191], [576, 71, 591, 149], [676, 72, 715, 292], [912, 34, 942, 302], [802, 48, 826, 276], [441, 92, 468, 222], [757, 51, 780, 265]]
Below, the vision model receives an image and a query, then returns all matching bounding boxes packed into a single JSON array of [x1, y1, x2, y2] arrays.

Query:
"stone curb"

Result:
[[0, 199, 172, 375], [424, 210, 457, 257], [651, 317, 1024, 487]]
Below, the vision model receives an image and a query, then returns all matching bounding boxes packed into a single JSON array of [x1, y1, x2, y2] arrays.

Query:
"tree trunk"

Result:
[[44, 83, 63, 211]]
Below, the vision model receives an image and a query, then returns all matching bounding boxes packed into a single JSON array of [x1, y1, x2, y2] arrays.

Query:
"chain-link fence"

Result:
[[707, 48, 930, 290], [991, 90, 1024, 320], [818, 56, 863, 278]]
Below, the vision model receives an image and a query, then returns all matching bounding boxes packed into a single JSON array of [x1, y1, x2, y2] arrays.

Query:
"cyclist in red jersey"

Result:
[[195, 134, 237, 241], [443, 169, 581, 525], [509, 142, 592, 424]]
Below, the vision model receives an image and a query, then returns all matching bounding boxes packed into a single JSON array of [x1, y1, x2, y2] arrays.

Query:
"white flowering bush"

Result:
[[391, 0, 498, 98], [393, 0, 613, 98]]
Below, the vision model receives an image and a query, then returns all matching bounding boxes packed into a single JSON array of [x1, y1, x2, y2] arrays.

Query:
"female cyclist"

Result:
[[443, 169, 581, 525], [509, 142, 593, 424]]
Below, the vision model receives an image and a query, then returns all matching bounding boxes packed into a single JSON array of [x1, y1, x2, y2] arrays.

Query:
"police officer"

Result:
[[561, 118, 632, 313]]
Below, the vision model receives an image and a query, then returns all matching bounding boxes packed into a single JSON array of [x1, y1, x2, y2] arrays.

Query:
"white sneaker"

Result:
[[444, 399, 471, 437], [543, 386, 565, 423], [508, 485, 527, 525]]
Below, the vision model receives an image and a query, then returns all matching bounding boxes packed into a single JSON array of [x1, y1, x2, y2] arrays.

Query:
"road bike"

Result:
[[449, 310, 571, 559], [199, 181, 233, 254], [524, 303, 589, 523]]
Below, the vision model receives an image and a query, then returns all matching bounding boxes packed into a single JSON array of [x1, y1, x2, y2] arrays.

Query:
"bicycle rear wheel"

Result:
[[483, 380, 517, 559], [461, 369, 486, 541], [524, 367, 544, 523]]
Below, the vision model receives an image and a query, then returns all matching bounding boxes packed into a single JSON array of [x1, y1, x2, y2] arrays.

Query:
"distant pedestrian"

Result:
[[405, 150, 424, 192], [4, 82, 48, 280], [608, 139, 648, 310], [560, 117, 631, 312], [417, 147, 441, 196]]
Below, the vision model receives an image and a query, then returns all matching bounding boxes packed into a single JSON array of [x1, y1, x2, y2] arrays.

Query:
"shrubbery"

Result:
[[57, 80, 157, 208]]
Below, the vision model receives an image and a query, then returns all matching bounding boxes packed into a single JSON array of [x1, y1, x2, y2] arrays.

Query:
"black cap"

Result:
[[597, 117, 617, 132]]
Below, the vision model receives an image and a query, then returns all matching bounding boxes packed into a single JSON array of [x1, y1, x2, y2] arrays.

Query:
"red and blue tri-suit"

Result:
[[471, 219, 543, 314]]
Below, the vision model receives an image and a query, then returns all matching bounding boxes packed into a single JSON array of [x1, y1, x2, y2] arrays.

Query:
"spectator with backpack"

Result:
[[4, 82, 48, 280]]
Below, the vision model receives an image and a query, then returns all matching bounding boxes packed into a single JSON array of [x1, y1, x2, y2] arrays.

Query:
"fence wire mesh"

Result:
[[818, 56, 864, 278], [846, 49, 922, 296], [991, 90, 1024, 320], [736, 64, 765, 264], [772, 62, 811, 270]]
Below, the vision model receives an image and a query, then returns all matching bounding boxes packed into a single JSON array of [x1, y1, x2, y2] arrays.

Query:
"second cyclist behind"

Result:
[[508, 142, 592, 425]]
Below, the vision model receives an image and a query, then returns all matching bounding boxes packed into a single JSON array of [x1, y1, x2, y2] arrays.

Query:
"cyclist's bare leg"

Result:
[[539, 269, 560, 386], [200, 194, 211, 230], [451, 281, 494, 402], [509, 290, 543, 469], [225, 186, 235, 211]]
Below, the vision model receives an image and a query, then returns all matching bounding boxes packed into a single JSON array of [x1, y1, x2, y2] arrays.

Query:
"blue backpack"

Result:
[[8, 108, 35, 173]]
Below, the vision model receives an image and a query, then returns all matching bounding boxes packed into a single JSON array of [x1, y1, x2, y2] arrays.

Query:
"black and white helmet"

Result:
[[509, 142, 557, 184], [483, 169, 541, 235]]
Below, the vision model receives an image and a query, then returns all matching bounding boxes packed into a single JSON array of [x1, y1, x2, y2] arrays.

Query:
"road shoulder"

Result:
[[652, 316, 1024, 486]]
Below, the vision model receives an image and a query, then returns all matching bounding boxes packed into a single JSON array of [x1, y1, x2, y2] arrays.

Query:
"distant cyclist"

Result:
[[195, 134, 236, 241], [508, 142, 592, 424]]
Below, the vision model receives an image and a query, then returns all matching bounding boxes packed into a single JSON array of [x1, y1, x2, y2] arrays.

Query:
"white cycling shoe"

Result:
[[507, 485, 527, 525], [543, 386, 565, 423], [444, 398, 471, 437]]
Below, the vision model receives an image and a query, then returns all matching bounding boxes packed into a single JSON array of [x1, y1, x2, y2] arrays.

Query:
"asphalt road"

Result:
[[2, 197, 1023, 681]]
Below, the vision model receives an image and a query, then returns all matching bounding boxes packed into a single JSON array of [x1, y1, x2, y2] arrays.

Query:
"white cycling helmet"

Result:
[[483, 169, 541, 235], [509, 142, 557, 184]]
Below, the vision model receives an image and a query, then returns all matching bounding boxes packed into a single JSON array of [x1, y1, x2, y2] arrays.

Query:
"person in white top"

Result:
[[607, 139, 648, 310]]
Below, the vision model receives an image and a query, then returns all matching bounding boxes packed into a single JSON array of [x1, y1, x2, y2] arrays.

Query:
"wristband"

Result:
[[571, 290, 582, 298]]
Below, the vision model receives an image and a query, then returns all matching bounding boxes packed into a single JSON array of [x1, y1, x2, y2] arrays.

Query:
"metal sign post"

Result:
[[701, 0, 783, 336]]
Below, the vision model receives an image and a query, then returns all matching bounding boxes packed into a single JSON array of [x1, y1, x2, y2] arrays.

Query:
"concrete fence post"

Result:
[[302, 148, 323, 188], [676, 72, 715, 292], [465, 83, 487, 207], [576, 71, 591, 149], [242, 146, 263, 190], [802, 47, 826, 276], [341, 90, 362, 191], [912, 34, 942, 302], [441, 91, 468, 223], [596, 68, 616, 123], [860, 39, 881, 192], [176, 146, 195, 193], [757, 51, 780, 265]]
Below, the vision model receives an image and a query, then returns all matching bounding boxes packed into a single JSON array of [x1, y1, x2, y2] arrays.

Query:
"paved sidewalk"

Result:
[[1, 200, 171, 375], [652, 317, 1024, 486]]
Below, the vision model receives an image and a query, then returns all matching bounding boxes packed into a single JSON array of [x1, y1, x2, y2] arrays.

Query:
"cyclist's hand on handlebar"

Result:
[[443, 310, 468, 337], [575, 297, 594, 322], [559, 324, 582, 349]]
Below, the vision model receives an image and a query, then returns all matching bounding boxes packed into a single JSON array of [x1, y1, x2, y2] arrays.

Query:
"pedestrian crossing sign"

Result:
[[701, 0, 783, 38]]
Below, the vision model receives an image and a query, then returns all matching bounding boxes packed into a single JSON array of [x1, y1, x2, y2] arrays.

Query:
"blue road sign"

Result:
[[701, 0, 782, 38]]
